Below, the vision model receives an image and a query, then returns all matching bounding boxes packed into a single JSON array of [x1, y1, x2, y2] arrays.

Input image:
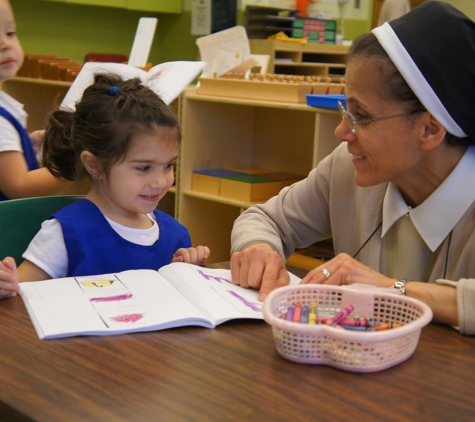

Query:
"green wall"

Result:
[[12, 0, 373, 66], [11, 0, 200, 64]]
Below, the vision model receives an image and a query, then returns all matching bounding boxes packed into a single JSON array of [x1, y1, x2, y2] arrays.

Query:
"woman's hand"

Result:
[[0, 257, 20, 299], [301, 252, 395, 288], [230, 243, 290, 301], [172, 246, 210, 266]]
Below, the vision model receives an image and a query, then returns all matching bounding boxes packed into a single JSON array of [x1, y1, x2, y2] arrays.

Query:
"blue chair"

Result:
[[0, 195, 83, 264]]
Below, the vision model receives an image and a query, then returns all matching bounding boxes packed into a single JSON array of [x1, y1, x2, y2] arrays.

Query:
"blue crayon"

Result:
[[285, 306, 294, 321], [301, 305, 309, 323]]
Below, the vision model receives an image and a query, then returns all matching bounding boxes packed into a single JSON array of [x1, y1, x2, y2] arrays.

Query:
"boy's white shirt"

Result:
[[23, 213, 159, 279], [0, 91, 27, 153]]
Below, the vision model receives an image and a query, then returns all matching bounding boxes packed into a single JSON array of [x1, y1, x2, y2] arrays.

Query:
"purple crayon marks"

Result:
[[90, 293, 133, 302], [325, 305, 355, 326], [111, 313, 143, 323], [197, 269, 232, 284], [227, 290, 261, 312]]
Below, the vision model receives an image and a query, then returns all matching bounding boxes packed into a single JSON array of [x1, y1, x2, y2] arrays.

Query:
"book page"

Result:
[[19, 270, 212, 340], [158, 262, 301, 326], [60, 60, 205, 110], [60, 62, 145, 111], [144, 61, 206, 104]]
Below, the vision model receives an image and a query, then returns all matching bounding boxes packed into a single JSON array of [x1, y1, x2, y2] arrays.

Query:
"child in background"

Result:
[[0, 0, 68, 200], [0, 73, 210, 298]]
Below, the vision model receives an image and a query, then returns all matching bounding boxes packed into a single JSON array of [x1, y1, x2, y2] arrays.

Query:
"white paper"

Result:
[[60, 60, 206, 110], [128, 17, 158, 67], [196, 26, 251, 78], [191, 0, 211, 35]]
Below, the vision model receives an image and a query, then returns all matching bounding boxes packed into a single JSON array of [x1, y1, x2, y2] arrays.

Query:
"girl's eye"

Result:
[[165, 163, 175, 170], [7, 32, 16, 38], [137, 166, 151, 172]]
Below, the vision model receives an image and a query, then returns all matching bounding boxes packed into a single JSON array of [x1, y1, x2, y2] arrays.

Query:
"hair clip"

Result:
[[109, 86, 119, 96]]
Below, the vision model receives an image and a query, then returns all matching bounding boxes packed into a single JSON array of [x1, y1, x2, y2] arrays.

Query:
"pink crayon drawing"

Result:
[[111, 313, 143, 323], [90, 293, 133, 303], [227, 290, 261, 312]]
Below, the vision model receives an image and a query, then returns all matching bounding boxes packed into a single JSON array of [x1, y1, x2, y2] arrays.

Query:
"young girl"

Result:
[[0, 0, 68, 200], [0, 73, 210, 298]]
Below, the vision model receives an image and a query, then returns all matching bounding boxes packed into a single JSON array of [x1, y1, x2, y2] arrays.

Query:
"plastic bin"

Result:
[[263, 284, 433, 372]]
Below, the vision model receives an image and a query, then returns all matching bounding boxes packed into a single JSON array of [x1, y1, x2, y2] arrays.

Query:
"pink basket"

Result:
[[263, 284, 433, 373]]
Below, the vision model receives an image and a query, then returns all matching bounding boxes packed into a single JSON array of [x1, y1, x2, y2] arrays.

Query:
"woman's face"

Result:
[[335, 57, 426, 188]]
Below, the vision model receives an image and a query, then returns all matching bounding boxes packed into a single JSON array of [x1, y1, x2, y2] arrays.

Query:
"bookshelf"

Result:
[[249, 39, 349, 80], [177, 87, 341, 263]]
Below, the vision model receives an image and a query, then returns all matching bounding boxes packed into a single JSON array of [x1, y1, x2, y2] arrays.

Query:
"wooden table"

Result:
[[1, 265, 475, 422]]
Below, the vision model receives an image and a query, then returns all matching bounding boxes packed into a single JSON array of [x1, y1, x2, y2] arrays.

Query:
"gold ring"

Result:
[[322, 268, 331, 279]]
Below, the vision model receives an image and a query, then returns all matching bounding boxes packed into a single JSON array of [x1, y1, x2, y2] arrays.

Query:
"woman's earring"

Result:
[[92, 174, 98, 180]]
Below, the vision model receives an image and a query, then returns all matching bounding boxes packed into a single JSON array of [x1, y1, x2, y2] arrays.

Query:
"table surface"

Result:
[[1, 264, 475, 422]]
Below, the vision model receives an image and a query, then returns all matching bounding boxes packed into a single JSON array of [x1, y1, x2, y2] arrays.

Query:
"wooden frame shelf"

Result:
[[177, 86, 341, 263], [250, 39, 349, 80]]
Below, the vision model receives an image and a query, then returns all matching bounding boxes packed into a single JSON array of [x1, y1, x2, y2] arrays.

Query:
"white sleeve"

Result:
[[22, 219, 69, 279], [0, 115, 22, 153]]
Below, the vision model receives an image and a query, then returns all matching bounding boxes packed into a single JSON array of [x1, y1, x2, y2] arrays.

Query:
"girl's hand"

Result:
[[0, 257, 20, 299], [29, 130, 45, 154], [300, 252, 395, 288], [172, 246, 210, 266]]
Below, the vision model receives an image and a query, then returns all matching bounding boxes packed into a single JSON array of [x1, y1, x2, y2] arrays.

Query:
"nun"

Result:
[[230, 1, 475, 334]]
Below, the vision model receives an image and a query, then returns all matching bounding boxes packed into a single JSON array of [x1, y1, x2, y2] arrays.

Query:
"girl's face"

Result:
[[0, 0, 23, 83], [96, 128, 178, 225], [334, 58, 426, 189]]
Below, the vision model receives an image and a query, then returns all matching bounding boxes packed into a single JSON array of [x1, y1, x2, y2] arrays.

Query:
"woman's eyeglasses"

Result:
[[337, 100, 426, 134]]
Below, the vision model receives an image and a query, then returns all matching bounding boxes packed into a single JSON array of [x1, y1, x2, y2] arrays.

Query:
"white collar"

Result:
[[382, 145, 475, 251]]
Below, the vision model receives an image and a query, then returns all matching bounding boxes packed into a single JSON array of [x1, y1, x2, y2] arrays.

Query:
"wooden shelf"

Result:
[[178, 86, 341, 263], [250, 39, 349, 80]]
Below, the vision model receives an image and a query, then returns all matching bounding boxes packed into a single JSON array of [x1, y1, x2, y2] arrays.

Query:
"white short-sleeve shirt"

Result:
[[0, 91, 28, 153]]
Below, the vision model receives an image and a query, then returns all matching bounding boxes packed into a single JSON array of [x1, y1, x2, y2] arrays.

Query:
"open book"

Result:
[[19, 262, 300, 340], [60, 60, 206, 109]]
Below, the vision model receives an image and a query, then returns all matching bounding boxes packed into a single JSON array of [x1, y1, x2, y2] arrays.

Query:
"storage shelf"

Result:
[[183, 189, 264, 210], [178, 86, 341, 263], [250, 39, 349, 79]]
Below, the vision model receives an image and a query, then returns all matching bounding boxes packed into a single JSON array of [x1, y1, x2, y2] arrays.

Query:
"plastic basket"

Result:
[[263, 284, 433, 373]]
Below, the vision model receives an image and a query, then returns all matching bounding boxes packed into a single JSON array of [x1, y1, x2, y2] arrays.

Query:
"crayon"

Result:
[[340, 325, 377, 332], [293, 303, 302, 322], [301, 305, 309, 323], [373, 322, 402, 331], [337, 317, 369, 327], [308, 302, 317, 324], [325, 305, 355, 326], [285, 306, 294, 321]]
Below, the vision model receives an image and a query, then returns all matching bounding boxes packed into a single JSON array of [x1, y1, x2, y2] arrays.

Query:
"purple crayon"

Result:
[[285, 306, 295, 321], [325, 305, 355, 326]]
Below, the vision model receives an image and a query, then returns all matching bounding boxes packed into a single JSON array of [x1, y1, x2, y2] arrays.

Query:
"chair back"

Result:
[[0, 195, 83, 264]]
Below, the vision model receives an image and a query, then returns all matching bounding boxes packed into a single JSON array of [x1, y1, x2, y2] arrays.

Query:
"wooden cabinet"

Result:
[[177, 87, 341, 263], [64, 0, 126, 7], [250, 39, 349, 80], [38, 0, 181, 13], [127, 0, 181, 13]]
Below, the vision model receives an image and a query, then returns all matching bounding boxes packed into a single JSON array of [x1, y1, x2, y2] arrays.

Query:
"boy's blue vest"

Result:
[[52, 199, 192, 277], [0, 106, 39, 201]]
